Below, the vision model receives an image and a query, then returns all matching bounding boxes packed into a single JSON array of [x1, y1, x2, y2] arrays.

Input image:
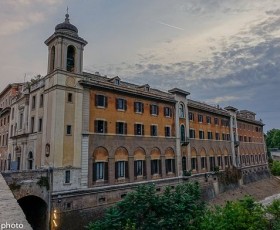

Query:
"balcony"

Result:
[[181, 137, 190, 146]]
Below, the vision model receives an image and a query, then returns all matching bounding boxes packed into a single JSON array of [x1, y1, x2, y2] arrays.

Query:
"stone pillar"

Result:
[[128, 156, 134, 183], [146, 156, 151, 180], [108, 157, 115, 185], [161, 156, 166, 178], [197, 155, 201, 173]]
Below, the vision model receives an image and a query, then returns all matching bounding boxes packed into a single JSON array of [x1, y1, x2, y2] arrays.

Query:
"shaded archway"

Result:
[[18, 195, 48, 230]]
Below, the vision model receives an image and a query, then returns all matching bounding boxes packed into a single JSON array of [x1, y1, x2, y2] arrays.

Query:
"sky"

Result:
[[0, 0, 279, 131]]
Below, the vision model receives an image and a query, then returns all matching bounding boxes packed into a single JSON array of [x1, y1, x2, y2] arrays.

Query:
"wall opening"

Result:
[[18, 195, 48, 230]]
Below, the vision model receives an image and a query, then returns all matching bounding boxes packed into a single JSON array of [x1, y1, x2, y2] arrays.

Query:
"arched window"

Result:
[[67, 45, 75, 72], [180, 125, 185, 142], [50, 46, 55, 71], [28, 151, 33, 170], [179, 103, 185, 118]]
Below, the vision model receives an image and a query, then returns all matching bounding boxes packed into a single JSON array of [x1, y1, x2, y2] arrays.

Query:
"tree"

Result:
[[266, 129, 280, 149], [270, 160, 280, 176], [199, 196, 267, 230], [87, 182, 205, 230]]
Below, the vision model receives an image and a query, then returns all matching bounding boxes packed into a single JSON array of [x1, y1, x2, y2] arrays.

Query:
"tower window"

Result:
[[67, 45, 75, 72], [50, 46, 55, 71]]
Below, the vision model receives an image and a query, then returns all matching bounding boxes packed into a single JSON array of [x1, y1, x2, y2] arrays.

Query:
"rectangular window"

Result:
[[116, 122, 127, 135], [151, 160, 160, 175], [210, 157, 215, 171], [214, 117, 219, 125], [198, 114, 203, 123], [199, 130, 204, 139], [165, 126, 171, 137], [117, 161, 125, 178], [189, 129, 195, 138], [206, 116, 211, 124], [201, 157, 206, 169], [19, 113, 23, 129], [150, 125, 157, 136], [164, 107, 172, 117], [221, 119, 229, 126], [66, 125, 72, 135], [67, 93, 73, 103], [244, 136, 247, 142], [134, 102, 144, 113], [95, 95, 107, 107], [150, 104, 159, 115], [227, 134, 231, 141], [134, 124, 144, 136], [166, 159, 175, 173], [30, 117, 35, 133], [32, 95, 36, 109], [222, 133, 226, 140], [95, 120, 107, 133], [65, 170, 71, 183], [207, 131, 213, 140], [188, 112, 194, 121], [191, 158, 197, 170], [135, 160, 143, 176], [215, 132, 220, 140], [96, 162, 104, 180], [218, 156, 222, 167], [38, 118, 43, 132], [116, 98, 127, 110], [40, 94, 44, 107]]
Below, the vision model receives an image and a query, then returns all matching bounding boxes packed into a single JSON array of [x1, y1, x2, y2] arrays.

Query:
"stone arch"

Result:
[[115, 147, 129, 180], [92, 146, 108, 161], [165, 148, 175, 175], [115, 147, 128, 161], [179, 102, 185, 118], [134, 147, 146, 178], [200, 148, 207, 171], [18, 195, 48, 230], [92, 147, 109, 183], [151, 148, 161, 176]]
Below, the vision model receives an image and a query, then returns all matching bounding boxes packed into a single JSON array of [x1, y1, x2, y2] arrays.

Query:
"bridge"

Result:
[[1, 170, 49, 230]]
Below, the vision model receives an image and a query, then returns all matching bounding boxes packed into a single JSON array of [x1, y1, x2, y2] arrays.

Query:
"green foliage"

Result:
[[9, 182, 21, 191], [270, 161, 280, 176], [266, 129, 280, 149], [199, 196, 267, 230], [87, 182, 205, 230], [37, 176, 50, 190]]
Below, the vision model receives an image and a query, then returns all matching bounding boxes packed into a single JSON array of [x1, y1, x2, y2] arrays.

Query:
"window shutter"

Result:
[[115, 162, 118, 179], [94, 120, 98, 133], [95, 95, 98, 106], [164, 107, 167, 116], [116, 98, 118, 109], [159, 160, 162, 175], [124, 100, 127, 110], [134, 161, 137, 177], [134, 102, 137, 112], [172, 159, 175, 173], [125, 161, 129, 178], [104, 121, 107, 133], [156, 106, 159, 115], [143, 160, 146, 177], [165, 159, 168, 174], [142, 125, 144, 136], [105, 96, 108, 107], [134, 124, 137, 135], [150, 125, 153, 136], [141, 102, 144, 113], [150, 105, 152, 114], [116, 122, 119, 134], [104, 162, 108, 180], [124, 123, 127, 134], [92, 163, 96, 181]]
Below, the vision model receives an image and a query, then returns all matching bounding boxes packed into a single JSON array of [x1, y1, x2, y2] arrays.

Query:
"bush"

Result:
[[270, 161, 280, 176]]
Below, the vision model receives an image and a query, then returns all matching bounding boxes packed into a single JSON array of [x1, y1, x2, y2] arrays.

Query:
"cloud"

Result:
[[0, 0, 63, 36]]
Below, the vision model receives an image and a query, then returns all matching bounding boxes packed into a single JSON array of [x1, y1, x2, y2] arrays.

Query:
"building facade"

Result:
[[0, 13, 268, 229]]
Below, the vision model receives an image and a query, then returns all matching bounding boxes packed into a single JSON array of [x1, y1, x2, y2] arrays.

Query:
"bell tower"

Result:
[[45, 13, 87, 74]]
